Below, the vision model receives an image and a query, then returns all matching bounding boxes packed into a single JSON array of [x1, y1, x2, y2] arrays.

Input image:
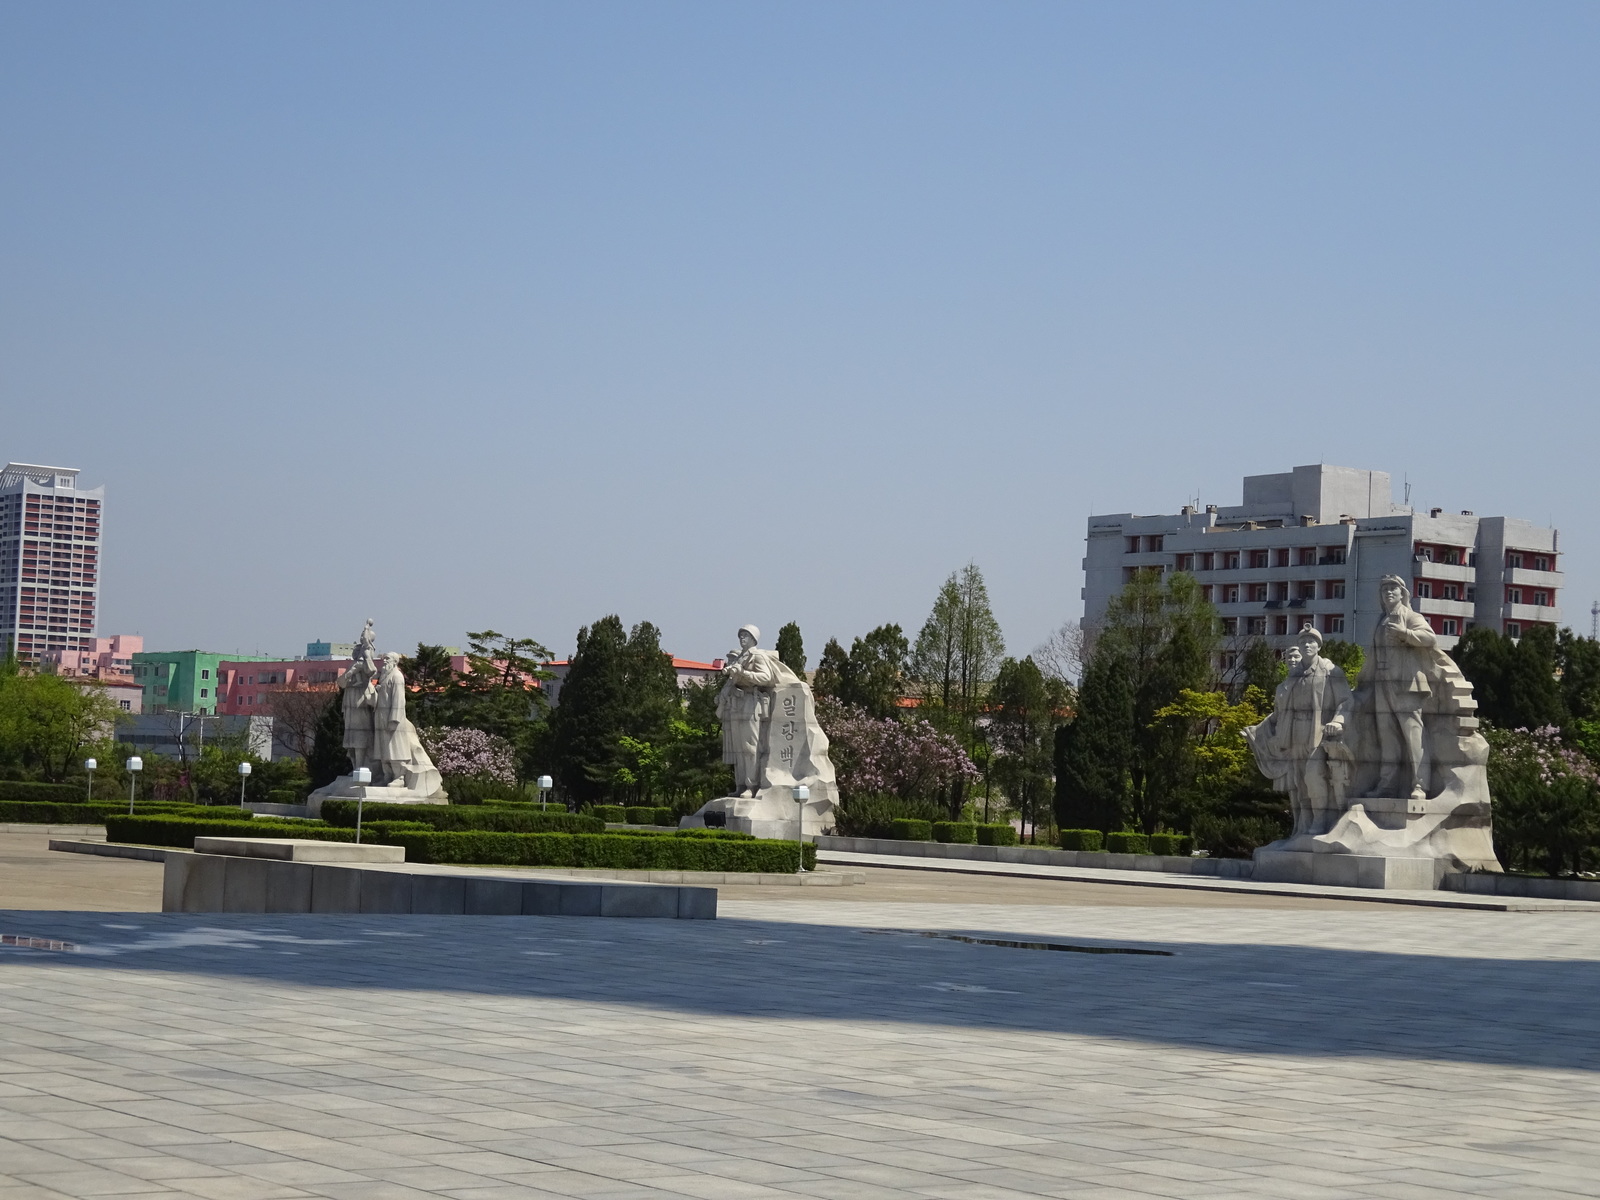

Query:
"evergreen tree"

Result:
[[1504, 623, 1564, 729], [1321, 639, 1365, 689], [1241, 638, 1282, 697], [812, 638, 849, 699], [988, 656, 1068, 841], [837, 624, 910, 719], [1054, 648, 1134, 831], [306, 694, 350, 788], [776, 622, 806, 677], [911, 562, 1005, 744], [1558, 630, 1600, 722]]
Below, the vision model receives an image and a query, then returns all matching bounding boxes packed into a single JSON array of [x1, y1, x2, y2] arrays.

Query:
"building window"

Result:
[[1297, 582, 1316, 600], [1506, 552, 1520, 568], [1324, 615, 1345, 634], [1508, 587, 1522, 604], [1417, 581, 1432, 599], [1221, 618, 1238, 636], [199, 689, 208, 698], [1534, 590, 1550, 607], [1247, 584, 1267, 602], [1222, 552, 1239, 570], [1321, 547, 1346, 564], [1199, 552, 1214, 571], [1467, 586, 1476, 602], [1535, 555, 1551, 571], [1220, 652, 1239, 670], [1273, 616, 1288, 635], [1222, 585, 1240, 604], [1176, 554, 1194, 572], [1249, 550, 1269, 569], [201, 669, 209, 679], [119, 700, 130, 711], [1417, 545, 1434, 562], [1126, 537, 1140, 554], [1442, 584, 1459, 601], [1506, 622, 1522, 637], [1200, 585, 1213, 602], [1326, 581, 1345, 600], [1442, 619, 1459, 636], [1246, 617, 1266, 635], [1146, 535, 1164, 552], [1298, 548, 1316, 565], [1274, 548, 1289, 567]]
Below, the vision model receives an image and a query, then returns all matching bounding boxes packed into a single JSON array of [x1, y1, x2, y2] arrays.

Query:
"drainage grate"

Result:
[[859, 929, 1172, 956], [1, 934, 79, 952]]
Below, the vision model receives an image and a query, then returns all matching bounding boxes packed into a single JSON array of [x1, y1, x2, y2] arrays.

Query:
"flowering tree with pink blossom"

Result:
[[815, 696, 978, 803], [418, 726, 518, 787], [1486, 724, 1600, 876]]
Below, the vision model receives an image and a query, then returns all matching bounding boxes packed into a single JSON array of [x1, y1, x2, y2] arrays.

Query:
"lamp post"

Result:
[[352, 767, 372, 843], [791, 784, 810, 874], [84, 758, 97, 804], [125, 757, 143, 815], [537, 774, 553, 812], [237, 761, 252, 809]]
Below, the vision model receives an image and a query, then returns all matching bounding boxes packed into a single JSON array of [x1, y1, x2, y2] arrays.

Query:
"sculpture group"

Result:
[[308, 620, 445, 812], [1245, 575, 1500, 873], [682, 623, 839, 838]]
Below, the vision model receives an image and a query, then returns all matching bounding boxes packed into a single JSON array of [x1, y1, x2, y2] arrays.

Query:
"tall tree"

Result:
[[1558, 629, 1600, 722], [1454, 626, 1564, 729], [776, 622, 806, 677], [1054, 570, 1218, 833], [837, 624, 910, 719], [811, 638, 849, 700], [1054, 648, 1134, 831], [305, 694, 350, 788], [987, 656, 1068, 842], [1240, 639, 1282, 697], [912, 562, 1005, 738]]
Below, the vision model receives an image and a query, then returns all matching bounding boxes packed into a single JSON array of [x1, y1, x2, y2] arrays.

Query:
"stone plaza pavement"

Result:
[[3, 898, 1600, 1200]]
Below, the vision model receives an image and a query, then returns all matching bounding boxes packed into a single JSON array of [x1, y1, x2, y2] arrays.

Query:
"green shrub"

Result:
[[1148, 833, 1194, 857], [1058, 829, 1104, 852], [320, 800, 602, 834], [615, 828, 756, 840], [624, 806, 675, 825], [105, 815, 356, 848], [834, 793, 945, 839], [265, 789, 302, 806], [932, 821, 976, 844], [976, 823, 1019, 846], [590, 805, 627, 823], [389, 831, 816, 871], [1106, 831, 1151, 855], [0, 781, 84, 803], [0, 801, 107, 824], [442, 775, 526, 804], [889, 818, 933, 842]]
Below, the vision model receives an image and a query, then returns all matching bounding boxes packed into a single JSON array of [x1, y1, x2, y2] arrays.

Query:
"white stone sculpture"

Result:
[[681, 624, 839, 839], [1250, 580, 1502, 886], [307, 621, 447, 816]]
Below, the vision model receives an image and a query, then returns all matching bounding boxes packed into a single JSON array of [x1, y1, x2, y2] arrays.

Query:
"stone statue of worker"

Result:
[[337, 634, 377, 774], [1245, 624, 1355, 838], [1366, 573, 1444, 801], [716, 624, 803, 798], [373, 651, 443, 794]]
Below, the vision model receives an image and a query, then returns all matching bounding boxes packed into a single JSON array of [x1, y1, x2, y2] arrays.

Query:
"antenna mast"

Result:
[[1592, 600, 1599, 641]]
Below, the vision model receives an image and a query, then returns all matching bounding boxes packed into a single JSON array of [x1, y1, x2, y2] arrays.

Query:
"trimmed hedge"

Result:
[[389, 830, 817, 872], [319, 800, 602, 834], [104, 815, 356, 848], [612, 828, 756, 841], [890, 818, 933, 842], [0, 801, 109, 823], [1149, 833, 1194, 856], [625, 806, 675, 826], [590, 805, 627, 822], [1059, 829, 1104, 852], [1106, 831, 1151, 855], [0, 781, 82, 803], [932, 821, 976, 845], [976, 823, 1018, 847]]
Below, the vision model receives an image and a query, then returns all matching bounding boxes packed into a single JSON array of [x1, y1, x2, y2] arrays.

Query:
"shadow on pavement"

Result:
[[2, 908, 1596, 1072]]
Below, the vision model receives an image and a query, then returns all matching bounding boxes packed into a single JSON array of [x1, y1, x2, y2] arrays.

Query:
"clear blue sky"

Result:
[[4, 1, 1597, 661]]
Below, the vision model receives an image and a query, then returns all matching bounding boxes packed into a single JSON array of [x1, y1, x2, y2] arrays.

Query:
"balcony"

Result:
[[1415, 597, 1475, 619], [1504, 567, 1562, 590], [1503, 602, 1559, 624], [1414, 560, 1475, 582]]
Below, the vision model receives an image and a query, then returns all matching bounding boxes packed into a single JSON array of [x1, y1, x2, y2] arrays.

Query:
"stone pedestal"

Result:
[[1252, 848, 1447, 890], [682, 787, 835, 840], [307, 776, 450, 819]]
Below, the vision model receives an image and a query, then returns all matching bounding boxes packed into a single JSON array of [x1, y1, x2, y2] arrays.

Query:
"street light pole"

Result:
[[237, 761, 251, 809], [84, 758, 96, 804], [353, 767, 372, 843], [125, 757, 143, 815], [537, 774, 553, 812], [791, 784, 810, 875]]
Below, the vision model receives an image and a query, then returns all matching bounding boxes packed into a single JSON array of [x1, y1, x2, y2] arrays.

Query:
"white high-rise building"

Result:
[[1082, 464, 1560, 666], [0, 463, 105, 662]]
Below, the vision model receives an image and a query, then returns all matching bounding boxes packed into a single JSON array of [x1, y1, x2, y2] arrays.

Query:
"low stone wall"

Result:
[[161, 851, 717, 918], [1444, 871, 1600, 903], [815, 835, 1255, 877]]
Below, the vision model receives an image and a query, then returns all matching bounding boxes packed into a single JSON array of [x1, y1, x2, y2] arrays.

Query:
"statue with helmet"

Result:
[[681, 622, 839, 839]]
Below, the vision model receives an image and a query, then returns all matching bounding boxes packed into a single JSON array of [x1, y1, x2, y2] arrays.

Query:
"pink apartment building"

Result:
[[217, 657, 354, 715]]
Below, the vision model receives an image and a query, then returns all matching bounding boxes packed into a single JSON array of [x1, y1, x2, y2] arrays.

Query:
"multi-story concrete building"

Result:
[[216, 656, 353, 716], [132, 650, 275, 715], [1083, 464, 1561, 665], [0, 463, 105, 662]]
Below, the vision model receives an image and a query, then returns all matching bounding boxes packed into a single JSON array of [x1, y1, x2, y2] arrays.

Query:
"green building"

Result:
[[132, 650, 272, 715]]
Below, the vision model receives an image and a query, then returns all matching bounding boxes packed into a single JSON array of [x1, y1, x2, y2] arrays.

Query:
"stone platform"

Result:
[[1252, 848, 1449, 890], [161, 849, 716, 918]]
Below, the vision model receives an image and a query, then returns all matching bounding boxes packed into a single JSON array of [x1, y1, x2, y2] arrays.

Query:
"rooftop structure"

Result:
[[0, 462, 104, 662], [1084, 464, 1561, 665]]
